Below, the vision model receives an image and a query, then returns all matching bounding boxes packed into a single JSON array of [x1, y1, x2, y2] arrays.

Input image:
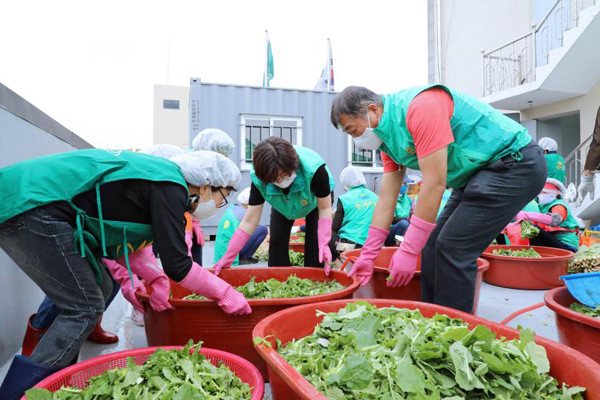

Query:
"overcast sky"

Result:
[[1, 0, 428, 149]]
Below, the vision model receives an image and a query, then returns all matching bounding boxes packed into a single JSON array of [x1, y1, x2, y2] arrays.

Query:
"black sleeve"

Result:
[[332, 199, 345, 233], [585, 106, 600, 171], [148, 182, 192, 282], [248, 183, 266, 206], [310, 164, 332, 198]]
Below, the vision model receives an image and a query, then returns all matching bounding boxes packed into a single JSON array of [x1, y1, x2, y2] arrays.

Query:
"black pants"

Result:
[[421, 142, 547, 313], [269, 207, 322, 267], [530, 228, 578, 252]]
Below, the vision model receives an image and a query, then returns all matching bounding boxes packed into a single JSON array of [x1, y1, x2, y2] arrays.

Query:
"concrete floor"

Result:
[[1, 241, 560, 398]]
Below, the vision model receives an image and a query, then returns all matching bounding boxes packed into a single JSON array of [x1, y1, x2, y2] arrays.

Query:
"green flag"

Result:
[[263, 34, 274, 87]]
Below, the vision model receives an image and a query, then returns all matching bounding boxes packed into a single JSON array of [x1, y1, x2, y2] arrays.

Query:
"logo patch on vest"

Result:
[[406, 147, 416, 155], [224, 220, 231, 229], [300, 199, 308, 207]]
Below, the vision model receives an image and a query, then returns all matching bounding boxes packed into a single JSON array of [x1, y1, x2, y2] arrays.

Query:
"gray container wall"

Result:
[[0, 83, 92, 367], [190, 81, 383, 232]]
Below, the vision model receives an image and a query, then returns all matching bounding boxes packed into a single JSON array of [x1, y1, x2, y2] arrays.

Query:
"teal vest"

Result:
[[214, 205, 241, 266], [338, 186, 379, 245], [394, 194, 412, 219], [0, 149, 188, 282], [250, 146, 335, 220], [522, 200, 541, 213], [545, 153, 566, 184], [375, 85, 532, 188], [540, 199, 579, 249]]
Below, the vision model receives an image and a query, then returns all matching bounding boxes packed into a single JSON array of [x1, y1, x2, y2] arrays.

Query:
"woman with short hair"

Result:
[[213, 137, 335, 274]]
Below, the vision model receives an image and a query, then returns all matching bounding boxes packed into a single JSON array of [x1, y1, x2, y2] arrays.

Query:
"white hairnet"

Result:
[[140, 144, 186, 159], [192, 128, 236, 157], [340, 166, 367, 188], [169, 150, 241, 189], [538, 137, 558, 152], [237, 187, 251, 204]]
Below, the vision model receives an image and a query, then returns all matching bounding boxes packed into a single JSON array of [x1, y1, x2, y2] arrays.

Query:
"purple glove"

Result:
[[514, 211, 554, 225], [318, 218, 333, 275], [388, 216, 436, 287], [213, 229, 250, 275], [347, 226, 388, 286], [104, 258, 147, 312], [179, 262, 252, 315], [123, 247, 174, 312], [191, 219, 205, 246]]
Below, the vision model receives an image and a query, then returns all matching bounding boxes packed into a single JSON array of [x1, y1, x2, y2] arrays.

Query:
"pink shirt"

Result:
[[381, 87, 455, 173]]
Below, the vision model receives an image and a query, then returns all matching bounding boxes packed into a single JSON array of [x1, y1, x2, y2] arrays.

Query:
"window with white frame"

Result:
[[240, 114, 303, 169], [347, 137, 383, 170]]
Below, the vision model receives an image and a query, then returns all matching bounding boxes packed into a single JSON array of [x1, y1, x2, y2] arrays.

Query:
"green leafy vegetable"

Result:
[[290, 232, 306, 243], [184, 274, 344, 300], [520, 220, 540, 239], [25, 340, 252, 399], [276, 302, 585, 399], [569, 243, 600, 273], [570, 302, 600, 319], [492, 248, 542, 258]]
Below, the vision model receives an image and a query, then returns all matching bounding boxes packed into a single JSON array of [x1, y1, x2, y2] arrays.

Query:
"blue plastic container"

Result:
[[561, 272, 600, 307]]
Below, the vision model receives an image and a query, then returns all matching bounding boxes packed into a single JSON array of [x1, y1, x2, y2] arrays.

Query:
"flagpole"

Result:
[[264, 30, 269, 88], [326, 38, 331, 91]]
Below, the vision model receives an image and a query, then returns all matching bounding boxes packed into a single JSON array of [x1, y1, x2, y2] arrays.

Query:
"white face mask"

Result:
[[538, 193, 557, 205], [191, 190, 218, 220], [273, 171, 297, 189], [353, 111, 383, 150]]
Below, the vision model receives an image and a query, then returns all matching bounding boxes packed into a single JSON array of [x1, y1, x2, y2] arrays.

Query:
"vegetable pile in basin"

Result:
[[184, 274, 344, 300], [25, 341, 252, 399], [275, 302, 585, 399], [492, 248, 542, 258]]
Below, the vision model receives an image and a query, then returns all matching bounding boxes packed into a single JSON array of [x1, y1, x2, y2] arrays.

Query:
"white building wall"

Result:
[[153, 85, 189, 148], [436, 0, 533, 97]]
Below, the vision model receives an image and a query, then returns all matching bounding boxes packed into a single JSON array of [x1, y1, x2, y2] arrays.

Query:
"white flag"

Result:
[[314, 38, 334, 91], [314, 64, 329, 91]]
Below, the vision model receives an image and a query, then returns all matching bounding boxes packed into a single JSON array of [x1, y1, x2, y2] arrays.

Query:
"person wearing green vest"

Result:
[[538, 137, 566, 184], [331, 85, 546, 313], [333, 166, 379, 251], [213, 137, 335, 275], [0, 149, 251, 398], [214, 187, 268, 265], [513, 178, 580, 252]]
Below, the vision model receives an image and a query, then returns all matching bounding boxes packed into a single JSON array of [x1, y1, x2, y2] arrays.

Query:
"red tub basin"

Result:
[[545, 286, 600, 364], [138, 267, 359, 380], [289, 235, 305, 254], [24, 346, 264, 400], [253, 299, 600, 400], [482, 245, 574, 289], [340, 247, 489, 313]]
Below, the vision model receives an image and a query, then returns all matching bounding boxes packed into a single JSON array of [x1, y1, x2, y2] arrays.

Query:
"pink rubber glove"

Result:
[[318, 218, 333, 275], [388, 216, 436, 287], [191, 219, 205, 246], [104, 258, 146, 312], [514, 211, 553, 225], [179, 263, 251, 315], [347, 226, 388, 286], [122, 247, 174, 312], [185, 229, 194, 257], [213, 229, 250, 275]]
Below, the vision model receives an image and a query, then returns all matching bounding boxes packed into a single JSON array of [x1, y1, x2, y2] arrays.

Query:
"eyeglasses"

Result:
[[216, 188, 229, 209]]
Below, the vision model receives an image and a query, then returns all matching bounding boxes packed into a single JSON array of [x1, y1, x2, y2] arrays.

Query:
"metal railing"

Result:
[[482, 0, 596, 97], [565, 133, 593, 188]]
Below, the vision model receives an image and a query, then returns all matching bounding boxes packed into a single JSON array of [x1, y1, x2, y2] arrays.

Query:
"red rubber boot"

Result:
[[21, 314, 47, 357], [86, 317, 118, 344]]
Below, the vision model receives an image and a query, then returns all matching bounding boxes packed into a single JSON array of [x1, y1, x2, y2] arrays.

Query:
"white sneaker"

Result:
[[131, 309, 145, 326]]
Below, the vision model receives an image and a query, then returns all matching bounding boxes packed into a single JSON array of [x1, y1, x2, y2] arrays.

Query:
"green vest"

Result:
[[545, 153, 566, 184], [250, 146, 335, 220], [375, 85, 532, 188], [414, 189, 452, 218], [0, 149, 188, 282], [214, 205, 241, 266], [540, 199, 579, 250], [394, 194, 412, 219], [338, 186, 378, 245], [522, 200, 541, 213]]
